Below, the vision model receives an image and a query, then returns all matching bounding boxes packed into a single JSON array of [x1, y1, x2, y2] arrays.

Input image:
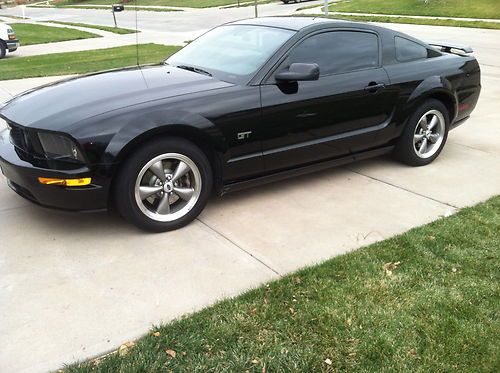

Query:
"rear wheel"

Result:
[[114, 137, 212, 232], [394, 99, 449, 166]]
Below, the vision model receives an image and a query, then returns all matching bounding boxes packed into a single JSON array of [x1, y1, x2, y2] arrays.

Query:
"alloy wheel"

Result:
[[134, 153, 202, 222], [413, 109, 445, 159]]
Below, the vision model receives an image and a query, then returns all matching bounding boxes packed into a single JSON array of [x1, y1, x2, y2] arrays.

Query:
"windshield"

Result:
[[166, 25, 295, 84]]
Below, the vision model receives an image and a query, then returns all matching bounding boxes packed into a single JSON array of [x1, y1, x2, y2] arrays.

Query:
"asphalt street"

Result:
[[1, 1, 325, 32]]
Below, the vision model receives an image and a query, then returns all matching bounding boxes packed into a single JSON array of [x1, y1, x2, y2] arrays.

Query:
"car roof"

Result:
[[229, 16, 361, 31]]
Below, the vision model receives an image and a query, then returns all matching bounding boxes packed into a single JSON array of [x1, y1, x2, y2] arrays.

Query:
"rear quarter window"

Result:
[[395, 36, 429, 62]]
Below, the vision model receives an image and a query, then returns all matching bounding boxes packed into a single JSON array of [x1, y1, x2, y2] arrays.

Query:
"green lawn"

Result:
[[73, 5, 181, 11], [46, 21, 137, 34], [0, 44, 181, 80], [29, 4, 182, 11], [53, 0, 270, 8], [330, 0, 500, 19], [9, 23, 99, 46], [65, 196, 500, 372], [313, 13, 500, 30]]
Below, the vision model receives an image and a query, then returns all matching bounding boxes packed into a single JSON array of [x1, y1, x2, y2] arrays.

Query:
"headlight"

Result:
[[7, 29, 16, 40], [37, 132, 85, 163]]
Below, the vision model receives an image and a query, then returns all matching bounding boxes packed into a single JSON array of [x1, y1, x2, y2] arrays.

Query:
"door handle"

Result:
[[364, 82, 386, 92]]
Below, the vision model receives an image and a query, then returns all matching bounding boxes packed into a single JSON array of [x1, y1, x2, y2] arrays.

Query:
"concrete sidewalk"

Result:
[[0, 22, 499, 373], [5, 30, 191, 58], [0, 18, 191, 58]]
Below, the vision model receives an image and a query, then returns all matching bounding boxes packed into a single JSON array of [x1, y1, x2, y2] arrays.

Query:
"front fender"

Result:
[[71, 105, 227, 165]]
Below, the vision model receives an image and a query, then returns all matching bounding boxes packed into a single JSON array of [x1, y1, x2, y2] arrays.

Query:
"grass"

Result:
[[75, 5, 181, 11], [46, 21, 137, 34], [0, 43, 181, 80], [219, 0, 278, 8], [312, 13, 500, 30], [65, 196, 500, 372], [329, 0, 500, 20], [9, 23, 99, 46], [29, 4, 182, 11], [51, 0, 271, 8]]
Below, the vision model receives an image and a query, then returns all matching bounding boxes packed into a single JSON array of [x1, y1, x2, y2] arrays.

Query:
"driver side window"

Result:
[[285, 31, 379, 76]]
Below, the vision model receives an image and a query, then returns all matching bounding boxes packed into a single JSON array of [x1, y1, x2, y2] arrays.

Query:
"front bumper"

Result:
[[0, 128, 110, 211], [6, 39, 20, 51]]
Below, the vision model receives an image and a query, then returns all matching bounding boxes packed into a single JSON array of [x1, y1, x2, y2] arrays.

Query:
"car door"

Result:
[[259, 30, 397, 173]]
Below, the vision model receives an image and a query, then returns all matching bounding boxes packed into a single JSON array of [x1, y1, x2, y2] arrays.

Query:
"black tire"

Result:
[[0, 42, 6, 59], [393, 99, 450, 167], [114, 137, 213, 232]]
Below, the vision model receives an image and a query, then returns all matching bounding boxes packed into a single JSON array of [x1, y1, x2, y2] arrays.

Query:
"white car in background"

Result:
[[0, 22, 19, 59]]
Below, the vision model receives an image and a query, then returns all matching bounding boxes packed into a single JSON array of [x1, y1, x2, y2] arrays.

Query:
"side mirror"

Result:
[[112, 4, 124, 12], [275, 63, 320, 83]]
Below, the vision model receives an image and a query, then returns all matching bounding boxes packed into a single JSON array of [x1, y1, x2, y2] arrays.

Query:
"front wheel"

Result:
[[114, 137, 213, 232], [0, 43, 6, 59], [394, 99, 450, 167]]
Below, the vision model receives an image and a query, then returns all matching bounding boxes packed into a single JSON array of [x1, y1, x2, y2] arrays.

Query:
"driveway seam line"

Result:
[[197, 218, 282, 277], [0, 85, 13, 96], [450, 140, 498, 155], [345, 167, 459, 209]]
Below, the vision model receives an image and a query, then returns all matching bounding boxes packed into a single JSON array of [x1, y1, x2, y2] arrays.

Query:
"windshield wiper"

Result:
[[176, 65, 212, 77]]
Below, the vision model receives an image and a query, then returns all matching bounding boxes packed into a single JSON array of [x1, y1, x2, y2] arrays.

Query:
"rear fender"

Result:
[[406, 76, 457, 121]]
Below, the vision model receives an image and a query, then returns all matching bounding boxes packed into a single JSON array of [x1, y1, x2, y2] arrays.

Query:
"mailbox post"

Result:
[[112, 4, 124, 28]]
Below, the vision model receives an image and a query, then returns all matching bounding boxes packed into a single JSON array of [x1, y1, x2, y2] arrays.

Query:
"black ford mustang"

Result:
[[0, 17, 481, 232]]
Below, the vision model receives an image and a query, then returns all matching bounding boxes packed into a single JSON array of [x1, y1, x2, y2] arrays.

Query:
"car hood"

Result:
[[0, 23, 11, 32], [0, 64, 233, 131]]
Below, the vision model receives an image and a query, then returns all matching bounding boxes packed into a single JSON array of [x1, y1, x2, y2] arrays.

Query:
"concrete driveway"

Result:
[[0, 21, 499, 373]]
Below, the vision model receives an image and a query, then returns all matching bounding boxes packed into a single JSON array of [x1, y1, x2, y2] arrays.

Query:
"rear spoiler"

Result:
[[427, 41, 473, 54]]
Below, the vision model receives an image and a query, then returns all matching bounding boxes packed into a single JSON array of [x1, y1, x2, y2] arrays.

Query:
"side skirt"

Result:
[[450, 115, 470, 130], [221, 146, 394, 195]]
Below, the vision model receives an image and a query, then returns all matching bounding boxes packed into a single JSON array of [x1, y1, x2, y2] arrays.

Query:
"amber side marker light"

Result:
[[38, 177, 92, 187]]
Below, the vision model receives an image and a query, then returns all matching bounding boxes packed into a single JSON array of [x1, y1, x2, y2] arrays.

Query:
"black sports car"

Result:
[[0, 17, 481, 232]]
